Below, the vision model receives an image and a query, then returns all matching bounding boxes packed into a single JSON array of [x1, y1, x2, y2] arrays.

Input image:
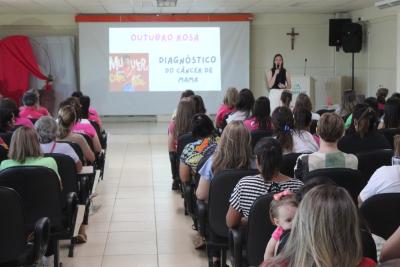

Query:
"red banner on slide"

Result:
[[109, 53, 149, 92]]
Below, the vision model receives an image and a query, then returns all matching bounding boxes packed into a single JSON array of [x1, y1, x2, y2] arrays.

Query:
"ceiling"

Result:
[[0, 0, 376, 14]]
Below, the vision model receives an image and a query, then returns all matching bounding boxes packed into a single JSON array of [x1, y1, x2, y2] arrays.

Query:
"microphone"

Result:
[[304, 58, 308, 76]]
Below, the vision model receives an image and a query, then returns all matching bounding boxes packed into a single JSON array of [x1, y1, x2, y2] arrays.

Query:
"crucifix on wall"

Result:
[[286, 27, 299, 50]]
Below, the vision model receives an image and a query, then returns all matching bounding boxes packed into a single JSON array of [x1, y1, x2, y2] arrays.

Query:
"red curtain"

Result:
[[0, 35, 49, 104]]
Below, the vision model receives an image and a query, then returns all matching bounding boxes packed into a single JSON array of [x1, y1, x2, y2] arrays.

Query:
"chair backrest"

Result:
[[246, 193, 275, 266], [208, 169, 259, 238], [360, 193, 400, 240], [356, 149, 393, 184], [378, 128, 400, 149], [57, 141, 84, 163], [79, 133, 95, 153], [280, 153, 304, 177], [251, 129, 273, 149], [44, 153, 78, 206], [0, 166, 63, 231], [89, 120, 105, 147], [316, 109, 335, 116], [0, 187, 26, 263], [176, 132, 197, 158], [303, 168, 364, 202]]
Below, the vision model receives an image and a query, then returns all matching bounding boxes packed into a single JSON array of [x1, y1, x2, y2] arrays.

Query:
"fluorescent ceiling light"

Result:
[[157, 0, 177, 7]]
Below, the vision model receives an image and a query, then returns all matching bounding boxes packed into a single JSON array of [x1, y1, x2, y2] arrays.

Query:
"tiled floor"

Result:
[[59, 122, 208, 267]]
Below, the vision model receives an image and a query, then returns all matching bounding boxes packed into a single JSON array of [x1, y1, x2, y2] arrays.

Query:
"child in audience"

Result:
[[244, 96, 273, 132], [292, 107, 319, 153], [264, 190, 298, 260], [280, 90, 292, 109], [215, 87, 238, 128], [271, 107, 294, 154], [226, 88, 255, 124], [261, 185, 376, 267], [19, 91, 49, 120], [294, 112, 358, 181]]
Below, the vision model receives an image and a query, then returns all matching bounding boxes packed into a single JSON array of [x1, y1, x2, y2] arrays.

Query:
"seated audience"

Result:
[[215, 87, 238, 128], [72, 91, 102, 127], [0, 98, 33, 128], [338, 104, 390, 153], [191, 95, 206, 114], [35, 116, 83, 172], [378, 97, 400, 129], [226, 88, 255, 124], [271, 107, 294, 154], [261, 185, 376, 267], [337, 89, 357, 123], [168, 97, 196, 190], [179, 114, 219, 183], [196, 121, 253, 201], [57, 105, 95, 163], [170, 89, 195, 121], [244, 96, 273, 132], [28, 88, 50, 116], [226, 138, 303, 228], [19, 91, 49, 120], [0, 108, 15, 146], [293, 93, 319, 121], [294, 112, 358, 181], [376, 87, 389, 117], [358, 135, 400, 206], [380, 226, 400, 263], [0, 126, 59, 179], [280, 90, 292, 109], [292, 107, 319, 153], [264, 191, 298, 260]]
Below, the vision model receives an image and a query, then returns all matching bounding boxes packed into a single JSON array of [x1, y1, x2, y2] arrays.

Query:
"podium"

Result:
[[268, 75, 315, 112]]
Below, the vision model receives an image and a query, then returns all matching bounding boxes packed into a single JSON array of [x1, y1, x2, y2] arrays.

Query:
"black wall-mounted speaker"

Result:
[[342, 23, 362, 53], [329, 18, 351, 47]]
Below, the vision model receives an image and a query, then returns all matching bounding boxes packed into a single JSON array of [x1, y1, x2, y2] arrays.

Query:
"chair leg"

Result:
[[53, 239, 60, 267], [83, 200, 90, 225], [68, 237, 76, 257], [207, 245, 213, 267]]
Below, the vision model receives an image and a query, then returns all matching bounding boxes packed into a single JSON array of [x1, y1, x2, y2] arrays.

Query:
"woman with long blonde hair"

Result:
[[196, 121, 253, 201], [261, 185, 376, 267], [215, 87, 238, 128]]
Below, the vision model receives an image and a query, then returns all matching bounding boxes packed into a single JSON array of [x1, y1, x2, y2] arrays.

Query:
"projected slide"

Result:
[[109, 27, 221, 92]]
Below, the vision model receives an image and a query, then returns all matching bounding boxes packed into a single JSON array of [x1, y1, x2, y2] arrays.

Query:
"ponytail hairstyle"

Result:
[[353, 104, 377, 138], [254, 137, 283, 181], [57, 105, 77, 139], [272, 107, 294, 153], [280, 90, 292, 108], [253, 96, 271, 130]]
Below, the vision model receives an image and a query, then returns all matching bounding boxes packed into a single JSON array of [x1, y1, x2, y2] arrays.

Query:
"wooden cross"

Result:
[[286, 27, 299, 50]]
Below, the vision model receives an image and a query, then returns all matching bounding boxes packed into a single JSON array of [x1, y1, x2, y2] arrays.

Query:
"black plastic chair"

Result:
[[0, 166, 79, 266], [316, 109, 335, 116], [0, 145, 8, 163], [378, 128, 400, 149], [79, 133, 95, 154], [250, 129, 273, 149], [303, 168, 364, 202], [197, 168, 259, 266], [356, 149, 393, 184], [230, 193, 275, 267], [360, 193, 400, 240], [89, 120, 106, 149], [57, 141, 84, 164], [0, 186, 50, 267], [280, 153, 304, 178]]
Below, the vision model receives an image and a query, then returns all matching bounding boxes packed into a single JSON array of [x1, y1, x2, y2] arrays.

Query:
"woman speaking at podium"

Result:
[[266, 54, 292, 111]]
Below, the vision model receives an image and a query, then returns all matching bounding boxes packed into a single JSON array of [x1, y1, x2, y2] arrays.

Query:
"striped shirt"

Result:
[[229, 174, 303, 218], [294, 151, 358, 181]]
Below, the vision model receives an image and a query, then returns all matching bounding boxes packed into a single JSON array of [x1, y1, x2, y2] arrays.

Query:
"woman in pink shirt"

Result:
[[244, 96, 273, 132], [215, 87, 238, 128], [19, 91, 49, 120]]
